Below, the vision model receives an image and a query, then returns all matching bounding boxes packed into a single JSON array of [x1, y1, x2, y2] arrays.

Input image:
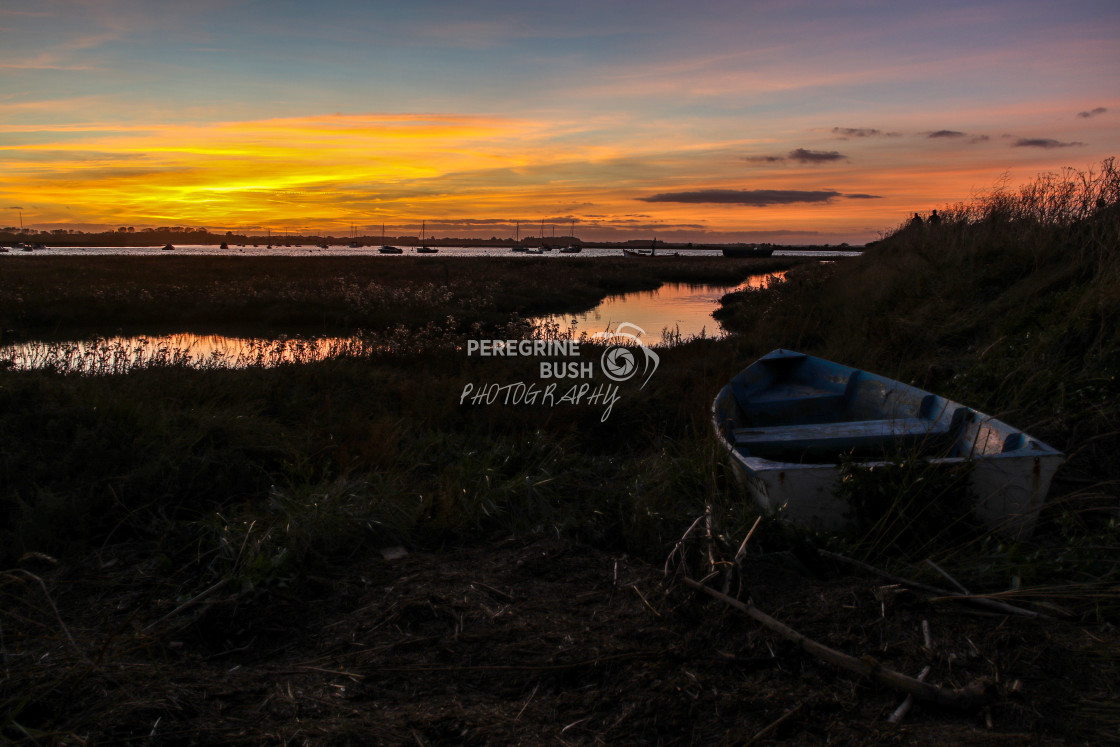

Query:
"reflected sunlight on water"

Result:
[[1, 272, 785, 370], [530, 271, 785, 345]]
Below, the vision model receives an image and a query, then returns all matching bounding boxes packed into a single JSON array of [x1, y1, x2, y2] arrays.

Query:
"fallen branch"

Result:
[[684, 577, 994, 709], [925, 558, 970, 595], [663, 513, 707, 576], [888, 665, 931, 724], [143, 577, 231, 632], [746, 701, 803, 744], [818, 550, 1056, 620]]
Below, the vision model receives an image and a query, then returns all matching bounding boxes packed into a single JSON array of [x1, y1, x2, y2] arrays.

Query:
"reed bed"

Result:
[[0, 255, 795, 342]]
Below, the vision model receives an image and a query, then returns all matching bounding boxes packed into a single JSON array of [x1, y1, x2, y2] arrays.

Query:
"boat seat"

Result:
[[733, 417, 950, 452], [732, 383, 848, 424]]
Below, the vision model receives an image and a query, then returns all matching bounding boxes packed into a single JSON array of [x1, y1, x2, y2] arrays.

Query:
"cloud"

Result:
[[844, 193, 882, 200], [1077, 107, 1108, 119], [788, 148, 845, 163], [1013, 138, 1085, 149], [831, 127, 898, 138], [744, 148, 846, 164], [639, 189, 842, 206], [926, 130, 989, 144]]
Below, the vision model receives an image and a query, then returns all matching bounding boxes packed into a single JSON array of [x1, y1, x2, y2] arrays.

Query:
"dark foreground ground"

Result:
[[6, 534, 1112, 745]]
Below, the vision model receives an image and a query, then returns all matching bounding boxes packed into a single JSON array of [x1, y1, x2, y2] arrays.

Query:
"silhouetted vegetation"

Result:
[[0, 255, 797, 341]]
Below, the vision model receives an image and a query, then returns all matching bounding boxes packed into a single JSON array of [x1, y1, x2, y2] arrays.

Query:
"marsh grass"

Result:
[[0, 255, 795, 343], [836, 454, 981, 563]]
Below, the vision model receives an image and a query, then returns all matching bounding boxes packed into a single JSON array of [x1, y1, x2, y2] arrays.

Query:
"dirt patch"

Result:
[[3, 536, 1114, 745]]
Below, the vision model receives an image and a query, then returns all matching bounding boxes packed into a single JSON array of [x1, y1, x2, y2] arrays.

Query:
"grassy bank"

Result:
[[3, 161, 1119, 743], [0, 255, 797, 342]]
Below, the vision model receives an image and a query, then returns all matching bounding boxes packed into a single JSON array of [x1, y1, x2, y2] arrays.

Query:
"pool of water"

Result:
[[1, 272, 784, 371], [529, 272, 784, 344]]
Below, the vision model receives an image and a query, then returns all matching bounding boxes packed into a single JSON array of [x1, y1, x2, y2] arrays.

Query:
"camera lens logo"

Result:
[[602, 346, 637, 380], [592, 323, 660, 388]]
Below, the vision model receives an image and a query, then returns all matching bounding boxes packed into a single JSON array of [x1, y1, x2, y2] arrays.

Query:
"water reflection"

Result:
[[530, 271, 785, 344], [1, 272, 784, 371], [2, 334, 369, 374]]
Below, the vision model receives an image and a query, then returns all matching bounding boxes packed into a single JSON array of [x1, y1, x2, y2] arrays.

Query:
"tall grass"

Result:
[[0, 255, 795, 342]]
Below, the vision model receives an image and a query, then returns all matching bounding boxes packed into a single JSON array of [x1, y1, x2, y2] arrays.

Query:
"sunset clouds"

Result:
[[1, 0, 1117, 242]]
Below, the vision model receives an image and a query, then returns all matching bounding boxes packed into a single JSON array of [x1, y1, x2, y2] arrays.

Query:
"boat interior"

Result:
[[718, 351, 1034, 465]]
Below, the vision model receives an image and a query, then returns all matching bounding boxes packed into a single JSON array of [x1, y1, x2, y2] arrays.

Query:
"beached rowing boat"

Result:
[[712, 349, 1064, 539]]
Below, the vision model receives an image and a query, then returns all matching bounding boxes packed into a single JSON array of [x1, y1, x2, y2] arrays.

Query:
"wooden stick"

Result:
[[663, 513, 707, 575], [746, 701, 803, 744], [143, 576, 231, 632], [684, 577, 993, 708], [925, 558, 970, 595], [704, 505, 715, 574], [735, 516, 764, 565], [888, 666, 931, 724], [818, 549, 1055, 620]]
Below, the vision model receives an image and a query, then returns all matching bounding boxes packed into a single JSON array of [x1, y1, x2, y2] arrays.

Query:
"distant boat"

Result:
[[560, 219, 581, 252], [712, 349, 1064, 539], [415, 220, 438, 253], [378, 223, 401, 253], [510, 220, 527, 251], [624, 238, 661, 257], [722, 245, 774, 258], [220, 242, 229, 249], [161, 244, 174, 251], [538, 218, 551, 251]]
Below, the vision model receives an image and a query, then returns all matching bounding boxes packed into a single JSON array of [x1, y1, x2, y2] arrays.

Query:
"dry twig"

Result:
[[684, 577, 994, 708], [819, 549, 1056, 619]]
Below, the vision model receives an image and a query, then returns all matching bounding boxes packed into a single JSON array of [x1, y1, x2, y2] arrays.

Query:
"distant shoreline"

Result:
[[1, 230, 859, 252]]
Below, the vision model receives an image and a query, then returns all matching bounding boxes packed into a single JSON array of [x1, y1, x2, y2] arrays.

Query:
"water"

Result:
[[0, 244, 859, 259], [531, 272, 785, 344], [0, 270, 786, 371]]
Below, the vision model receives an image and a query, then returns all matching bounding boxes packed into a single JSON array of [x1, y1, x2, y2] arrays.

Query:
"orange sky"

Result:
[[2, 1, 1117, 243]]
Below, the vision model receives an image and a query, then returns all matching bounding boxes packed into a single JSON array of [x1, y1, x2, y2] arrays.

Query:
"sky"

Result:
[[1, 0, 1118, 244]]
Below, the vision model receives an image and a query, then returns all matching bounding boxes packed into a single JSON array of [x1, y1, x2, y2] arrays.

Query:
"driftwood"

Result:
[[684, 577, 994, 709], [818, 549, 1057, 620]]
